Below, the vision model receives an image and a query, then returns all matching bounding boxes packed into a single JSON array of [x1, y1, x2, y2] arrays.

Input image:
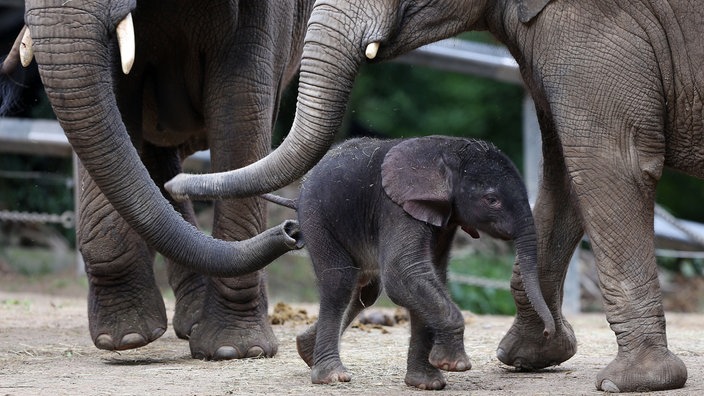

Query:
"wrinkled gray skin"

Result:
[[3, 0, 312, 360], [167, 0, 698, 392], [263, 136, 553, 389]]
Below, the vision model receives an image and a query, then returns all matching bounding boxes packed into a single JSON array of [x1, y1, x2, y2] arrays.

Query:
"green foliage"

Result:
[[0, 153, 75, 244], [0, 154, 73, 210], [0, 298, 32, 310], [658, 256, 704, 278], [266, 253, 320, 303], [274, 35, 525, 168], [345, 63, 525, 167], [448, 253, 516, 315], [0, 246, 75, 275], [456, 31, 502, 44], [656, 169, 704, 223]]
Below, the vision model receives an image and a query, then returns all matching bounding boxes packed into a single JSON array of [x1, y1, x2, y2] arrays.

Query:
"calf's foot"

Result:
[[295, 324, 317, 367], [311, 361, 351, 384], [429, 343, 471, 372], [405, 364, 447, 390]]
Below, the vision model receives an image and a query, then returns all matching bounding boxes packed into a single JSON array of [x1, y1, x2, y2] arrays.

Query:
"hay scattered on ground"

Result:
[[269, 302, 315, 325]]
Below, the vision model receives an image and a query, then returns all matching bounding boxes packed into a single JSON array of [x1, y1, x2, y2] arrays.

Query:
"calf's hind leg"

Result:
[[296, 277, 381, 367], [302, 238, 361, 384]]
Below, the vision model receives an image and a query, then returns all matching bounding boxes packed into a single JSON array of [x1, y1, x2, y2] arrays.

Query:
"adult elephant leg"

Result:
[[147, 136, 274, 356], [562, 133, 686, 392], [497, 119, 580, 369], [186, 53, 282, 359], [79, 75, 169, 350], [139, 143, 208, 340], [78, 161, 167, 350], [166, 211, 208, 341], [189, 196, 276, 360]]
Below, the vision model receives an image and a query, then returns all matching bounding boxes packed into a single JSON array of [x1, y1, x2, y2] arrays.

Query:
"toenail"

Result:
[[95, 334, 115, 350], [119, 333, 147, 349], [214, 346, 239, 360], [600, 379, 620, 393], [246, 346, 265, 358], [151, 327, 166, 340]]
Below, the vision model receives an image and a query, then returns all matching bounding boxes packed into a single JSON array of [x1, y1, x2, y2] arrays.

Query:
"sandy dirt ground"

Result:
[[1, 285, 703, 396]]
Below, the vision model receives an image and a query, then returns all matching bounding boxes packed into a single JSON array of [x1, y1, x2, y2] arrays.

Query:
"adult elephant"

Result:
[[167, 0, 698, 392], [3, 0, 312, 360]]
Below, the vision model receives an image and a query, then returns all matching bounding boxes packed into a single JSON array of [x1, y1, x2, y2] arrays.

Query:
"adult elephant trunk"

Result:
[[513, 217, 555, 338], [25, 1, 301, 277], [166, 4, 366, 201]]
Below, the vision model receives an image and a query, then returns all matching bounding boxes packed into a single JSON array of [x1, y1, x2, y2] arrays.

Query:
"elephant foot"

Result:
[[188, 304, 278, 360], [88, 280, 167, 351], [95, 330, 165, 351], [405, 365, 447, 390], [429, 342, 471, 372], [170, 273, 207, 340], [428, 334, 472, 371], [311, 361, 351, 384], [295, 324, 317, 367], [496, 314, 576, 370], [596, 347, 687, 392]]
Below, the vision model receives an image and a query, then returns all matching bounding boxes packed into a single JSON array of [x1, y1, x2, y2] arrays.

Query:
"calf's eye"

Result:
[[484, 195, 501, 209]]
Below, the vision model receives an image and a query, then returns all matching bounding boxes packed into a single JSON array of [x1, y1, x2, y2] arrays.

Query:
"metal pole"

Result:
[[73, 153, 85, 276], [522, 94, 541, 205]]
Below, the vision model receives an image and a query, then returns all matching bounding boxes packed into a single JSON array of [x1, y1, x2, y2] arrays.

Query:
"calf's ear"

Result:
[[516, 0, 552, 23], [381, 138, 453, 227]]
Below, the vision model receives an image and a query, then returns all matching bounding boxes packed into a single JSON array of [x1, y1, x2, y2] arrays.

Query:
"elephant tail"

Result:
[[261, 193, 298, 210]]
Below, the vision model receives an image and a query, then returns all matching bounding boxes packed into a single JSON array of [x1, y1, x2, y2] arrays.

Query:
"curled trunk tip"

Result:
[[541, 313, 555, 339]]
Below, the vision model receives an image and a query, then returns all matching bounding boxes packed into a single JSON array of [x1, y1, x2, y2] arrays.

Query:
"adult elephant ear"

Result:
[[381, 138, 453, 227], [516, 0, 553, 23]]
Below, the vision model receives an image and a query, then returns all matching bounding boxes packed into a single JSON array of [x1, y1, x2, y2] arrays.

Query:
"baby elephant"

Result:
[[263, 136, 554, 390]]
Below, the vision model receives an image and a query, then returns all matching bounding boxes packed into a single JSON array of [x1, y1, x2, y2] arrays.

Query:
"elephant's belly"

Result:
[[661, 8, 704, 178], [664, 122, 704, 179], [663, 72, 704, 178], [141, 83, 205, 147], [664, 150, 704, 180], [142, 111, 205, 147]]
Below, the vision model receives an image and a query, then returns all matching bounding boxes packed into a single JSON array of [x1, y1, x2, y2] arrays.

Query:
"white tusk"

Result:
[[365, 42, 380, 60], [116, 13, 135, 74], [19, 27, 34, 67]]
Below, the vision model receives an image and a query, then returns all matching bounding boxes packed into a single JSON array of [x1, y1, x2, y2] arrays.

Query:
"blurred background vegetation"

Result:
[[1, 22, 703, 313]]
